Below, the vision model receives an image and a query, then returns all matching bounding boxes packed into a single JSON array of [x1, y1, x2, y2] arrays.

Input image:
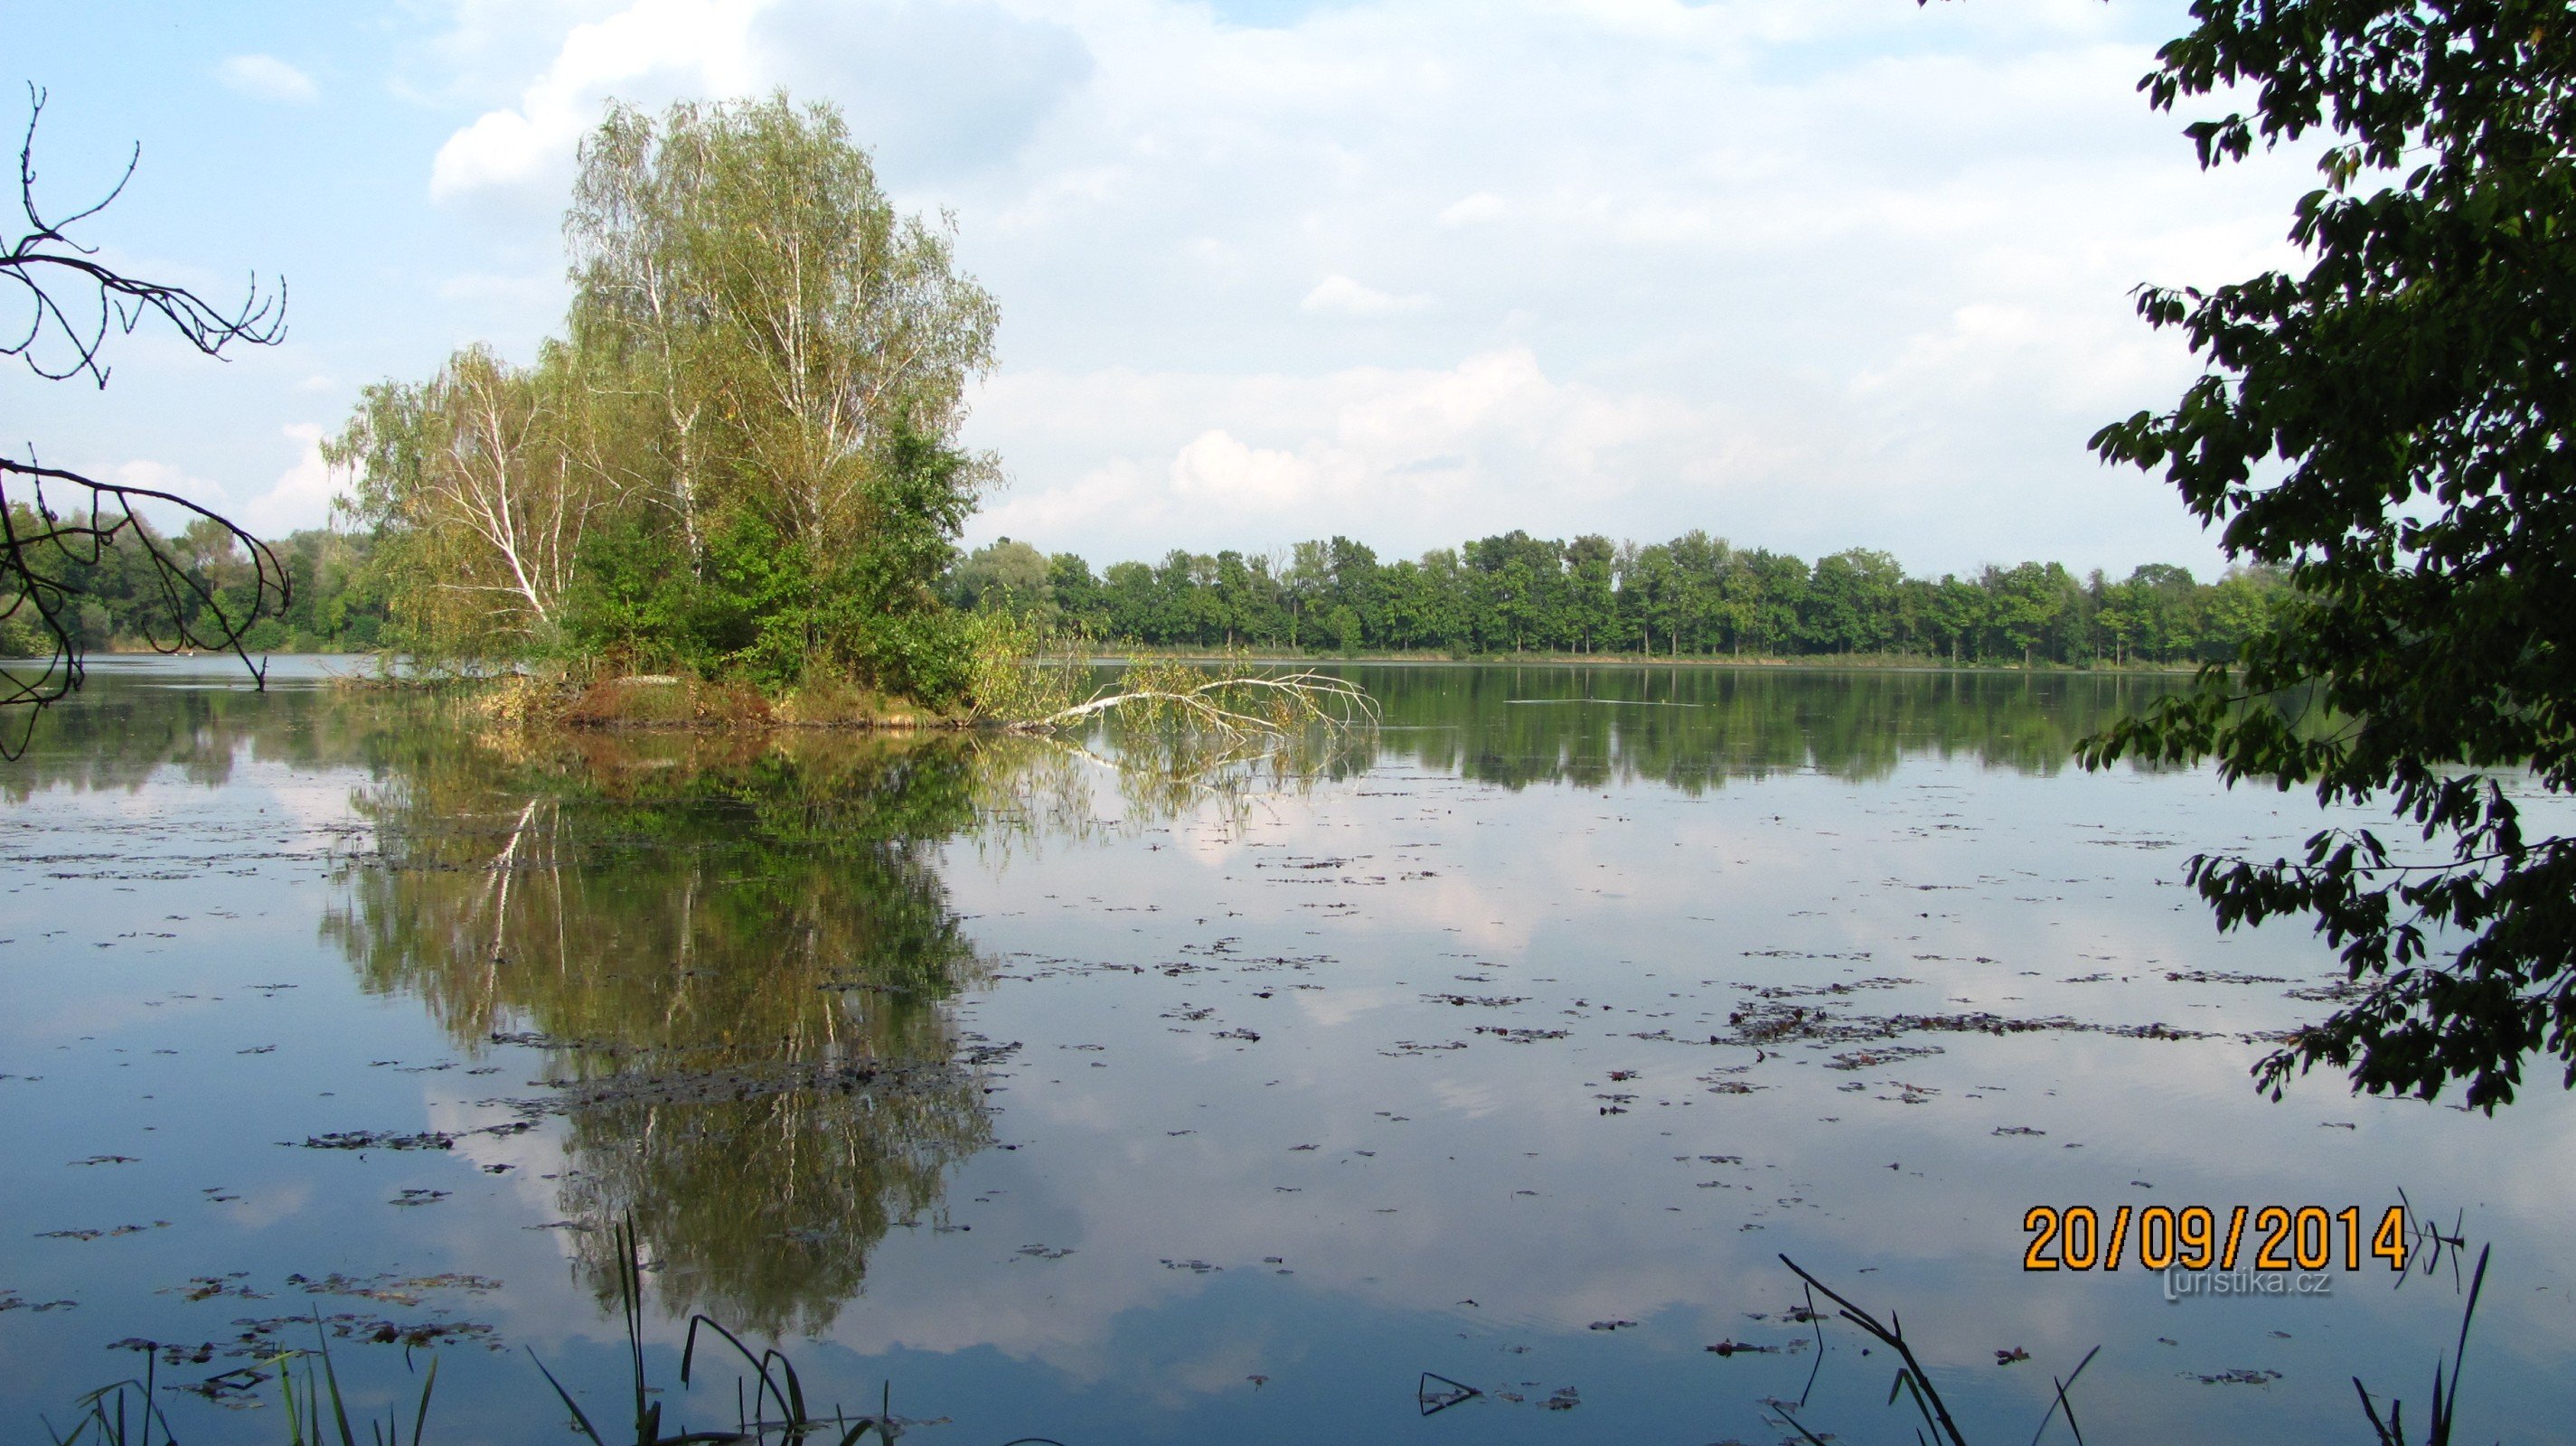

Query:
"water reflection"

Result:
[[30, 663, 2200, 1340], [312, 699, 1403, 1337], [1257, 663, 2191, 790], [4, 660, 2557, 1446], [0, 675, 347, 796], [324, 730, 1005, 1337], [2, 657, 2196, 803]]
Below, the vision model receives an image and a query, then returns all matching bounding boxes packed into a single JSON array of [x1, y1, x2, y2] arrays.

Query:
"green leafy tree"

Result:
[[1565, 534, 1619, 653], [341, 95, 995, 701], [1324, 536, 1385, 646], [1807, 549, 1905, 655], [1982, 562, 2064, 667], [328, 341, 620, 662], [1612, 542, 1671, 655], [948, 538, 1050, 614], [1669, 530, 1737, 653], [2082, 0, 2576, 1107], [568, 96, 998, 557], [1046, 551, 1106, 634], [1744, 550, 1809, 656], [1281, 540, 1330, 649], [2122, 563, 2203, 662], [1101, 559, 1157, 641], [1408, 548, 1476, 654], [1031, 530, 2284, 671], [1925, 575, 1986, 663], [2095, 574, 2148, 666], [1711, 553, 1765, 657]]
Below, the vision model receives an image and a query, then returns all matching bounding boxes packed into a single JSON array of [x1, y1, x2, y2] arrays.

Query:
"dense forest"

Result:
[[0, 510, 385, 658], [949, 531, 2286, 668], [3, 506, 2280, 672]]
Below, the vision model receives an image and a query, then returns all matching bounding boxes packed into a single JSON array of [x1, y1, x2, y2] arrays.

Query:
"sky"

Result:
[[4, 0, 2323, 578]]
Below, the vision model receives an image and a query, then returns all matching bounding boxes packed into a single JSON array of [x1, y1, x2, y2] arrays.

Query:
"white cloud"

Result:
[[1298, 274, 1429, 317], [425, 0, 1086, 205], [217, 53, 318, 103], [1170, 429, 1334, 510], [109, 431, 339, 540], [428, 0, 767, 202], [114, 457, 225, 504], [407, 0, 2312, 575], [973, 346, 1697, 553], [238, 425, 345, 536], [432, 106, 560, 199], [1437, 192, 1504, 226]]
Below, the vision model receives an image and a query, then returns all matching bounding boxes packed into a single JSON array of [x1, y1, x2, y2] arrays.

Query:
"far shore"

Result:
[[70, 644, 2208, 678], [1068, 646, 2205, 675]]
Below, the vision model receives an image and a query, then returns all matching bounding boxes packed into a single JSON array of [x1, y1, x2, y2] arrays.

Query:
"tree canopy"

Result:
[[969, 529, 2283, 668], [332, 95, 998, 702], [2082, 0, 2576, 1108]]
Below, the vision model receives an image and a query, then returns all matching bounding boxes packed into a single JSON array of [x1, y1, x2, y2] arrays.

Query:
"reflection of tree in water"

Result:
[[0, 672, 406, 798], [325, 729, 1007, 1338], [1321, 664, 2208, 791], [985, 718, 1370, 855], [30, 663, 2302, 1338]]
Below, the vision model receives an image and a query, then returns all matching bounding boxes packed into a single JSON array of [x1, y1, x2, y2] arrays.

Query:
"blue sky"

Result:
[[5, 0, 2318, 576]]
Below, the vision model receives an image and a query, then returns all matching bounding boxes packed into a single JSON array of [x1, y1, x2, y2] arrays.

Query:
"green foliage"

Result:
[[332, 95, 995, 703], [560, 511, 696, 669], [955, 606, 1081, 724], [0, 513, 384, 658], [976, 529, 2285, 667], [947, 537, 1051, 615], [2080, 0, 2576, 1108], [333, 728, 1001, 1337], [324, 341, 618, 662]]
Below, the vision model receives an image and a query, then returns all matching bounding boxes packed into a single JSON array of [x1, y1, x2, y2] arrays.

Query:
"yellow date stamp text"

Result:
[[2021, 1204, 2409, 1272]]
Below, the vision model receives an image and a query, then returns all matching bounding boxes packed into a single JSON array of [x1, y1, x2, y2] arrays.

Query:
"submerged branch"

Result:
[[1011, 667, 1377, 738]]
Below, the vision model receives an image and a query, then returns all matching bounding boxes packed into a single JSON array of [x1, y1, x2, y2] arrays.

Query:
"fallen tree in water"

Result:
[[1010, 655, 1377, 737]]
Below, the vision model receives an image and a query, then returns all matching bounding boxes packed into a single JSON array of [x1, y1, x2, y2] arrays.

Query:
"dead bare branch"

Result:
[[1017, 667, 1377, 738], [0, 86, 291, 757]]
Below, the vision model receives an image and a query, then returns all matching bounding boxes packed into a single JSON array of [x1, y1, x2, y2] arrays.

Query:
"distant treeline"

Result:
[[5, 515, 2280, 671], [0, 507, 387, 659], [947, 531, 2288, 667]]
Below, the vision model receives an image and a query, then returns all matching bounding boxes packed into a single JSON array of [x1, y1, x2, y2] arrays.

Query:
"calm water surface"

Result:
[[1, 658, 2568, 1443]]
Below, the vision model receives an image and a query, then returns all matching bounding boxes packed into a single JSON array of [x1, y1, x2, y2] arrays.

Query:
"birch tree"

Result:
[[567, 96, 1000, 553], [343, 94, 998, 694], [328, 343, 619, 659]]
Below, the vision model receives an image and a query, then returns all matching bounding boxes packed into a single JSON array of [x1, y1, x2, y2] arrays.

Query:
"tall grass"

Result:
[[42, 1322, 435, 1446], [522, 1218, 1068, 1446], [43, 1228, 2494, 1443], [276, 1320, 436, 1446], [42, 1357, 177, 1446], [1775, 1241, 2493, 1446]]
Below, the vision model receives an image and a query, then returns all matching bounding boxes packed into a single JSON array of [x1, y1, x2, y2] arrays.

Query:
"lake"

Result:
[[1, 658, 2567, 1443]]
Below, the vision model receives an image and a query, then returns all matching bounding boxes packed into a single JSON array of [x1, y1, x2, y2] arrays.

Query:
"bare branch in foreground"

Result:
[[1, 84, 291, 758], [1, 455, 290, 755], [4, 84, 286, 388]]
